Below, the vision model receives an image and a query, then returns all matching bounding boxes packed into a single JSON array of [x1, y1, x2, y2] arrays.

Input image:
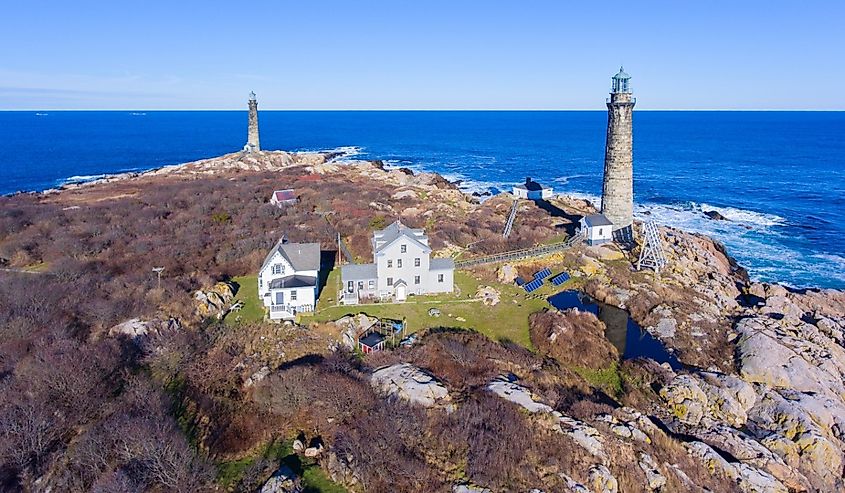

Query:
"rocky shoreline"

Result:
[[7, 148, 845, 492]]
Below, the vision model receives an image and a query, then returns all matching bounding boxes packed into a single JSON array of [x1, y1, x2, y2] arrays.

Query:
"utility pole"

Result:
[[152, 267, 164, 289]]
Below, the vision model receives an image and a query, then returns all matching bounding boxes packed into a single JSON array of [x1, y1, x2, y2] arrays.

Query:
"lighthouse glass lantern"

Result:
[[611, 67, 631, 93]]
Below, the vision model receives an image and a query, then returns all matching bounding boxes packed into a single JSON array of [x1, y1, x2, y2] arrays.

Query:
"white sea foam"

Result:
[[316, 146, 364, 162], [694, 202, 786, 227], [62, 174, 108, 184], [552, 174, 590, 186]]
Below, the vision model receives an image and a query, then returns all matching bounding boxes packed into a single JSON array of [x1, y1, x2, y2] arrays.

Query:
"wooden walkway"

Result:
[[455, 230, 583, 269], [502, 199, 519, 238]]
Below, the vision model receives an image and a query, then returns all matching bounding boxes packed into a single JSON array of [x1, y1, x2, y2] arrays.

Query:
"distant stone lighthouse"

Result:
[[601, 67, 635, 235], [244, 91, 260, 153]]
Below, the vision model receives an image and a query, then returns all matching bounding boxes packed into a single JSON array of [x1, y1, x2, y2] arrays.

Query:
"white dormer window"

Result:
[[401, 244, 407, 253], [272, 264, 284, 275]]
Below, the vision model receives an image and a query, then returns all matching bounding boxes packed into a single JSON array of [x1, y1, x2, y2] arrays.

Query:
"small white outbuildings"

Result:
[[580, 214, 614, 246], [270, 189, 297, 207], [513, 177, 553, 201]]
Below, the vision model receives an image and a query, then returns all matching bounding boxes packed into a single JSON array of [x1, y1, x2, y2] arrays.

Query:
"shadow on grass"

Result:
[[318, 251, 337, 295]]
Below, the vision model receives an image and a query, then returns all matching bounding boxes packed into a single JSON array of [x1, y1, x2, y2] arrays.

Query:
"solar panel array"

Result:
[[534, 268, 552, 280], [523, 278, 544, 293], [550, 272, 570, 286]]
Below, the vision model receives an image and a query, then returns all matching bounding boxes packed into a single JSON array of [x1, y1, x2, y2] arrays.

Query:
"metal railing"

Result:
[[502, 199, 519, 238], [455, 230, 583, 269], [270, 304, 314, 314]]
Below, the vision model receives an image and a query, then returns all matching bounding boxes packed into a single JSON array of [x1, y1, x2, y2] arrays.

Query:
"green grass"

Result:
[[303, 270, 547, 348], [224, 275, 265, 325], [573, 363, 623, 397], [216, 439, 347, 492]]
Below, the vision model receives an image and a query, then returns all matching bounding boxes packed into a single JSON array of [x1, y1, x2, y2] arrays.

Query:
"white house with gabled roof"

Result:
[[580, 213, 614, 246], [258, 237, 321, 320], [341, 220, 454, 304]]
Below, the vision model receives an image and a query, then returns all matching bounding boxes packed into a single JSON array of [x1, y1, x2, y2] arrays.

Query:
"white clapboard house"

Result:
[[341, 220, 454, 304], [258, 238, 321, 320], [580, 214, 614, 246]]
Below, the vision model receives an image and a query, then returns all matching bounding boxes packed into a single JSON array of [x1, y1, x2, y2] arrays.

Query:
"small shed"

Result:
[[358, 332, 386, 354], [580, 214, 614, 246], [513, 177, 553, 201], [270, 189, 297, 206]]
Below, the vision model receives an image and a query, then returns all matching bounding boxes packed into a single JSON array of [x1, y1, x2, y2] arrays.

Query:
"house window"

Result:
[[272, 264, 284, 275], [414, 258, 420, 267], [387, 277, 393, 286], [358, 281, 364, 290], [397, 259, 403, 268], [259, 277, 263, 288], [387, 260, 393, 268], [414, 275, 420, 285], [438, 274, 444, 283], [347, 281, 353, 292], [291, 290, 297, 301], [368, 280, 375, 288], [401, 245, 407, 253]]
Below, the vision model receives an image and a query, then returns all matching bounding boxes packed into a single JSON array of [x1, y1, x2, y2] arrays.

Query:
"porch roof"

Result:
[[268, 275, 317, 289], [341, 263, 377, 281]]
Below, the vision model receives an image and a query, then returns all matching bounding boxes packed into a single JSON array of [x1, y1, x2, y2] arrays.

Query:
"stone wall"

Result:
[[601, 91, 634, 230]]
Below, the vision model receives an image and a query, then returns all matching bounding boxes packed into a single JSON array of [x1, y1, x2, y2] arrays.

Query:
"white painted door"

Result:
[[396, 284, 406, 301]]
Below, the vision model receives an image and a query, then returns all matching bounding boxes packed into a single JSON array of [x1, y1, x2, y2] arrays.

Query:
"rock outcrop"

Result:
[[370, 363, 451, 408], [260, 464, 302, 493], [194, 281, 236, 319]]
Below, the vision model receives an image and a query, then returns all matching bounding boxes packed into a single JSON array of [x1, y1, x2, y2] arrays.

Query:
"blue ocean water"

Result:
[[1, 110, 843, 289]]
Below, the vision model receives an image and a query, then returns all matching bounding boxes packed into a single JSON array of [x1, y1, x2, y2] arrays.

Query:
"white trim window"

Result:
[[272, 264, 284, 275], [414, 258, 420, 267], [414, 275, 420, 285], [387, 260, 393, 268], [291, 290, 297, 301], [401, 245, 407, 253], [397, 259, 403, 268], [438, 274, 444, 283], [387, 277, 394, 286]]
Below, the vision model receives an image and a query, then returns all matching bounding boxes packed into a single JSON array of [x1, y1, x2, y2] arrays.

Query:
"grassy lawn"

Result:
[[302, 270, 548, 348], [217, 439, 347, 492], [224, 275, 265, 325]]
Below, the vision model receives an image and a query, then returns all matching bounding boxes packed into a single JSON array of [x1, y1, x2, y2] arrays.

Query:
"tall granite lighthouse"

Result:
[[601, 67, 635, 235], [244, 91, 260, 153]]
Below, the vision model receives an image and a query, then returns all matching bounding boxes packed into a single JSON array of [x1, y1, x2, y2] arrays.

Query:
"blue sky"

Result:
[[2, 1, 843, 110]]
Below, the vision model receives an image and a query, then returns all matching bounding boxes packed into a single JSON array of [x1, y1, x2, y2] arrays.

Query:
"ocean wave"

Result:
[[61, 174, 108, 185], [552, 174, 590, 185], [694, 202, 786, 227], [317, 146, 364, 162]]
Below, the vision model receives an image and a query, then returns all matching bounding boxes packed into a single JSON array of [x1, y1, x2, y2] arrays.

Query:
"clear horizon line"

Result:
[[3, 108, 845, 112]]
